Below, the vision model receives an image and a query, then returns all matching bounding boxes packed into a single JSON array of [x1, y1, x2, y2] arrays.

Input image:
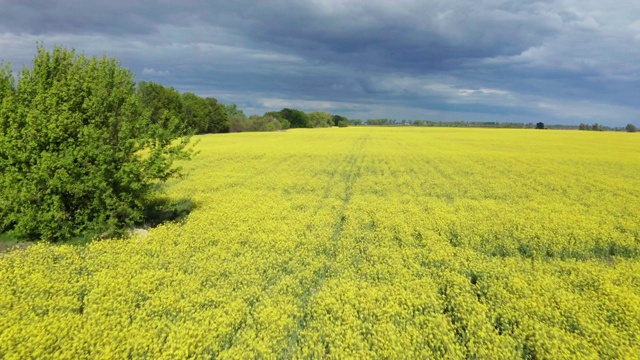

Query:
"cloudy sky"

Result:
[[1, 0, 639, 126]]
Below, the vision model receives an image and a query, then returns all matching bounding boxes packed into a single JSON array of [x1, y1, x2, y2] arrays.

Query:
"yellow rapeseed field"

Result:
[[1, 127, 640, 359]]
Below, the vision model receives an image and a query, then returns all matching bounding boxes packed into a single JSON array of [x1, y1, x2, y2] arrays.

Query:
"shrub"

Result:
[[0, 45, 191, 241]]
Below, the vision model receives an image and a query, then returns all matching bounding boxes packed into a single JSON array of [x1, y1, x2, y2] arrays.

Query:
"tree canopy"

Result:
[[137, 81, 186, 135], [181, 93, 228, 134], [309, 111, 333, 127], [280, 108, 311, 128]]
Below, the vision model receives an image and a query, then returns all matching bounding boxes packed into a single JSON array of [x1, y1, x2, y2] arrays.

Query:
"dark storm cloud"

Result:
[[1, 0, 639, 125], [2, 0, 559, 58], [1, 0, 158, 35], [207, 1, 564, 71]]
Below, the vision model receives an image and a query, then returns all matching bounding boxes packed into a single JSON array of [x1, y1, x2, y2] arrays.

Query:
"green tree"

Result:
[[279, 118, 291, 130], [225, 104, 249, 132], [181, 92, 212, 134], [206, 98, 229, 133], [626, 123, 637, 133], [0, 45, 191, 241], [180, 93, 228, 134], [244, 115, 283, 132], [367, 118, 392, 126], [228, 114, 248, 132], [264, 111, 284, 120], [224, 103, 245, 117], [264, 111, 289, 129], [333, 115, 348, 127], [535, 122, 545, 129], [309, 111, 332, 128], [260, 115, 283, 131], [0, 64, 16, 227], [280, 108, 311, 128], [138, 81, 186, 135]]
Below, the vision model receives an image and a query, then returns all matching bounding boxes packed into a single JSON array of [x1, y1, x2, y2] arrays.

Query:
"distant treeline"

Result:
[[138, 81, 351, 135], [228, 107, 349, 132], [141, 81, 636, 133], [354, 118, 637, 132]]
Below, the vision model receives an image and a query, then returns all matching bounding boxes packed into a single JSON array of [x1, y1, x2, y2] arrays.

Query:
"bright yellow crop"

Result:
[[1, 127, 639, 359]]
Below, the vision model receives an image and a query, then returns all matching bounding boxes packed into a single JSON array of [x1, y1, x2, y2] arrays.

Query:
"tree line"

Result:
[[137, 82, 352, 135], [578, 123, 637, 132], [358, 119, 637, 132], [227, 107, 350, 132]]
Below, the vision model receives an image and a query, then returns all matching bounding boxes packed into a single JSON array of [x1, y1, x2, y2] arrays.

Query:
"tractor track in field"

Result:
[[283, 134, 370, 355]]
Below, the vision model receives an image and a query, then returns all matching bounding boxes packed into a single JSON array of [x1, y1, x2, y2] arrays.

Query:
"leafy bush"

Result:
[[280, 108, 311, 128], [178, 92, 228, 135], [0, 45, 191, 241], [137, 81, 185, 135]]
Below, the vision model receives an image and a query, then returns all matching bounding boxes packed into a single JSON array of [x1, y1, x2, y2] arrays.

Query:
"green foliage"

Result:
[[367, 118, 395, 126], [228, 113, 248, 132], [626, 123, 637, 133], [309, 111, 332, 128], [224, 107, 344, 132], [206, 98, 229, 133], [279, 118, 291, 130], [410, 120, 546, 129], [280, 108, 311, 128], [137, 81, 186, 135], [181, 92, 209, 134], [0, 64, 14, 99], [332, 114, 348, 127], [224, 103, 245, 118], [247, 114, 283, 132], [224, 108, 293, 133], [228, 113, 285, 132], [0, 45, 191, 241], [579, 123, 616, 131], [264, 111, 284, 121], [535, 122, 545, 129], [181, 93, 229, 134], [143, 197, 196, 227], [338, 119, 349, 127]]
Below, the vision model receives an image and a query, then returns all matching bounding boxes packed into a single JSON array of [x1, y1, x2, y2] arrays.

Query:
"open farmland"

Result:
[[1, 127, 640, 358]]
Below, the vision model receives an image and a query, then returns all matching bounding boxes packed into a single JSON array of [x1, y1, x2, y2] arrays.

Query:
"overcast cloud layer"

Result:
[[1, 0, 639, 125]]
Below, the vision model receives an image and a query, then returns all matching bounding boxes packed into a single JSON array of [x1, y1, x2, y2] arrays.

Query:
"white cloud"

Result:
[[479, 2, 640, 83], [142, 68, 170, 76], [373, 75, 515, 105], [457, 88, 510, 96]]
